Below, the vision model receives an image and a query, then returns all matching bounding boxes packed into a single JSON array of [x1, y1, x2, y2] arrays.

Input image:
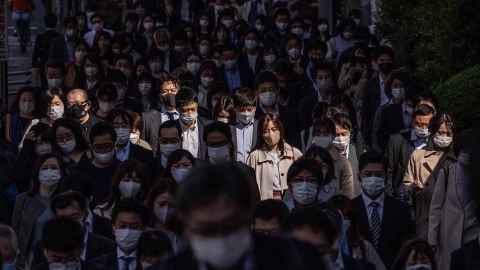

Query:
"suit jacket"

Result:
[[230, 119, 259, 159], [450, 238, 480, 270], [353, 194, 412, 269], [88, 250, 123, 270], [238, 49, 264, 76], [92, 212, 115, 240], [217, 64, 255, 91], [147, 155, 166, 186], [49, 35, 85, 63], [133, 33, 148, 57], [33, 260, 108, 270], [298, 92, 319, 131], [377, 103, 409, 151], [361, 76, 381, 148], [385, 130, 413, 195], [128, 143, 154, 164], [119, 96, 143, 115], [141, 107, 164, 151], [31, 29, 60, 69]]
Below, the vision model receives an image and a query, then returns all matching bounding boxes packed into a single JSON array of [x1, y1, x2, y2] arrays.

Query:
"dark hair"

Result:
[[412, 104, 436, 120], [92, 31, 112, 54], [158, 120, 182, 139], [206, 80, 229, 110], [412, 91, 440, 110], [352, 25, 370, 41], [146, 47, 166, 64], [405, 82, 426, 102], [44, 13, 58, 28], [253, 199, 289, 224], [311, 102, 330, 121], [373, 45, 396, 62], [384, 71, 409, 99], [285, 33, 303, 48], [287, 158, 324, 185], [133, 72, 159, 108], [96, 82, 118, 100], [212, 96, 235, 120], [111, 34, 128, 50], [74, 54, 106, 89], [28, 153, 66, 197], [197, 60, 218, 86], [349, 8, 362, 19], [358, 150, 387, 173], [253, 113, 287, 155], [274, 7, 290, 20], [137, 231, 173, 261], [59, 172, 93, 198], [40, 88, 67, 116], [310, 61, 336, 83], [63, 16, 77, 27], [163, 149, 195, 180], [144, 179, 179, 226], [304, 146, 335, 184], [331, 113, 352, 132], [175, 87, 198, 108], [318, 202, 343, 234], [220, 43, 239, 56], [105, 69, 127, 85], [51, 191, 87, 215], [391, 239, 437, 270], [312, 117, 336, 138], [203, 121, 236, 159], [9, 86, 37, 113], [333, 18, 356, 37], [308, 39, 328, 54], [89, 122, 117, 145], [428, 113, 456, 139], [330, 94, 358, 128], [41, 217, 83, 252], [272, 60, 291, 77], [114, 53, 134, 67], [111, 197, 149, 227], [282, 206, 336, 245], [90, 12, 104, 23], [105, 108, 134, 128], [158, 74, 182, 91], [52, 118, 91, 152], [232, 87, 257, 108], [212, 24, 231, 45], [254, 71, 279, 91], [328, 195, 363, 247], [453, 129, 479, 157]]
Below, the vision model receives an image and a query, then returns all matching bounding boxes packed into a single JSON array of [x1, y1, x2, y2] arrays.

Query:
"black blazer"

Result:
[[450, 238, 480, 270], [352, 194, 412, 269], [92, 213, 115, 240], [88, 250, 122, 270], [33, 261, 108, 270], [298, 92, 318, 131], [286, 81, 314, 110], [133, 33, 148, 57], [385, 130, 413, 195], [128, 143, 154, 164], [361, 76, 382, 148], [377, 103, 409, 151], [31, 29, 61, 69], [49, 35, 86, 63], [238, 49, 264, 76], [217, 64, 255, 91], [119, 96, 143, 115], [147, 156, 165, 186]]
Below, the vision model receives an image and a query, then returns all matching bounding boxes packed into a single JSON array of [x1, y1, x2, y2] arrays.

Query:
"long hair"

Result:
[[27, 153, 67, 197], [162, 149, 196, 181], [51, 118, 91, 153], [328, 195, 363, 248], [9, 86, 38, 114], [73, 53, 106, 89], [252, 113, 286, 156], [133, 72, 159, 109], [391, 239, 437, 270], [144, 178, 179, 227]]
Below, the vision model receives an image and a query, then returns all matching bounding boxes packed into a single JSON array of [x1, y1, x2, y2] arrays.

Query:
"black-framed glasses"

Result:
[[92, 144, 114, 153], [56, 132, 75, 142]]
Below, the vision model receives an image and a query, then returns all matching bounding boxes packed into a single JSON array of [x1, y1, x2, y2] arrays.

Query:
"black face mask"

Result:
[[162, 93, 176, 108], [378, 62, 393, 74], [67, 104, 88, 119]]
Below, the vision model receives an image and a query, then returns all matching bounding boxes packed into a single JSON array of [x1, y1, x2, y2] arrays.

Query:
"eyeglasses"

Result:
[[56, 132, 75, 142], [92, 144, 114, 153]]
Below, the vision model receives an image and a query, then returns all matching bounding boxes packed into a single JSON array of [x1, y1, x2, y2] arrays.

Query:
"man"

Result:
[[31, 13, 60, 86], [254, 71, 301, 149], [83, 13, 115, 46], [141, 75, 181, 150], [155, 163, 325, 269], [153, 28, 179, 73], [105, 70, 143, 115], [206, 0, 227, 27], [0, 224, 18, 269], [244, 0, 267, 27], [49, 17, 85, 63], [385, 104, 436, 196], [31, 192, 117, 266], [230, 87, 258, 163], [69, 122, 121, 209], [216, 44, 254, 91], [114, 53, 135, 86], [66, 89, 101, 142], [297, 39, 328, 95], [353, 150, 412, 269], [253, 199, 289, 236], [88, 198, 149, 270], [238, 29, 263, 75], [218, 8, 238, 45], [44, 59, 72, 94], [264, 7, 291, 55], [105, 108, 153, 164], [175, 87, 211, 160], [361, 46, 396, 149], [283, 33, 309, 75]]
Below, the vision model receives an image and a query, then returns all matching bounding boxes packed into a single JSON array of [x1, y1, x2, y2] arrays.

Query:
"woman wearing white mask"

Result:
[[94, 160, 149, 219], [196, 36, 211, 60], [128, 110, 152, 151], [94, 82, 118, 119], [12, 153, 66, 269], [212, 96, 236, 124], [328, 18, 356, 65], [404, 113, 457, 242], [391, 239, 437, 270], [195, 60, 218, 109], [139, 14, 156, 48], [238, 29, 262, 75], [194, 12, 212, 37], [4, 87, 38, 147], [162, 149, 195, 184], [247, 113, 303, 201], [72, 54, 106, 95], [260, 45, 278, 72], [206, 81, 229, 113], [52, 118, 92, 164], [92, 31, 114, 71], [147, 48, 168, 79], [304, 146, 337, 202], [212, 24, 230, 46], [65, 41, 90, 88], [172, 51, 203, 82], [134, 72, 159, 112]]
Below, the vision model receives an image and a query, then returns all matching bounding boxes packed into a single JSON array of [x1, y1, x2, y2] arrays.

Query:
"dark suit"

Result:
[[92, 213, 114, 240], [342, 252, 376, 270], [34, 260, 108, 270], [353, 194, 412, 269], [128, 143, 154, 164], [377, 103, 409, 151], [49, 35, 85, 63], [238, 49, 264, 76], [385, 130, 413, 196], [217, 64, 255, 91], [31, 29, 60, 69], [298, 92, 319, 131], [361, 76, 382, 148], [286, 82, 314, 110], [141, 107, 166, 151], [133, 33, 148, 57], [88, 250, 125, 270], [147, 155, 165, 185], [230, 119, 258, 160], [118, 96, 143, 115], [450, 238, 480, 270]]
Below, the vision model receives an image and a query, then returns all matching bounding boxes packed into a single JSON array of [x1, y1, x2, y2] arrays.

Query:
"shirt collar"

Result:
[[180, 119, 198, 131], [116, 141, 131, 153], [362, 192, 385, 208], [259, 103, 279, 114], [236, 118, 254, 128], [379, 74, 390, 85], [117, 247, 137, 259], [65, 34, 74, 43], [161, 106, 177, 114]]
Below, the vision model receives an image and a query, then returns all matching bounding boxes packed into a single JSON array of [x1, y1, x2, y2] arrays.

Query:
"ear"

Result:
[[357, 172, 362, 182], [111, 224, 116, 237]]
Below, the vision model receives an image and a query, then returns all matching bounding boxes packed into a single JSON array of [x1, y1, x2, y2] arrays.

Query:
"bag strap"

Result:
[[291, 145, 295, 162], [444, 166, 450, 190]]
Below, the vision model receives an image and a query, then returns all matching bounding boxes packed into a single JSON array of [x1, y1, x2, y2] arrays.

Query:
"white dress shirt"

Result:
[[116, 248, 137, 270], [84, 209, 94, 233], [331, 251, 345, 270], [401, 102, 412, 128], [235, 119, 255, 163], [80, 230, 89, 261], [362, 192, 385, 229], [260, 103, 279, 116], [180, 119, 199, 158], [160, 106, 179, 123]]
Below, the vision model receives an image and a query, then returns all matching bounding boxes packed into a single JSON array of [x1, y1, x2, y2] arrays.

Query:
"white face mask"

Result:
[[98, 101, 115, 113], [264, 55, 276, 65], [457, 152, 470, 165], [313, 136, 333, 149], [180, 112, 198, 124], [259, 92, 277, 106], [217, 118, 229, 124], [39, 169, 61, 187], [48, 106, 64, 120], [130, 133, 140, 144], [94, 150, 115, 164], [208, 145, 230, 163], [189, 228, 252, 270], [276, 22, 288, 31], [291, 182, 319, 205], [245, 40, 258, 50], [222, 19, 234, 28], [391, 88, 405, 99], [171, 168, 191, 183], [237, 112, 255, 125], [291, 27, 304, 36], [332, 136, 350, 150], [36, 143, 52, 156], [186, 62, 201, 74], [316, 78, 332, 92], [200, 76, 214, 87], [85, 66, 98, 76], [223, 59, 237, 70], [199, 45, 210, 55], [75, 51, 87, 61], [114, 228, 142, 250], [49, 261, 79, 270], [214, 59, 223, 68], [433, 136, 452, 148], [405, 105, 414, 115], [160, 143, 181, 158], [343, 31, 353, 39], [115, 128, 131, 145], [138, 82, 152, 95], [93, 22, 103, 32], [413, 127, 430, 139], [19, 102, 35, 114], [66, 29, 75, 38], [120, 68, 132, 79], [157, 44, 170, 53], [119, 181, 142, 198], [175, 45, 186, 53], [48, 78, 63, 88], [318, 24, 328, 33], [154, 207, 175, 223], [143, 22, 154, 30], [405, 264, 432, 270], [361, 177, 385, 197], [58, 139, 77, 154], [287, 48, 300, 59], [199, 19, 209, 26], [255, 24, 265, 32]]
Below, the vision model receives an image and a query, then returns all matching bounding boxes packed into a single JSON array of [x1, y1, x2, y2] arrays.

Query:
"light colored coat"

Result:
[[246, 143, 303, 200], [428, 163, 479, 270], [404, 146, 457, 240]]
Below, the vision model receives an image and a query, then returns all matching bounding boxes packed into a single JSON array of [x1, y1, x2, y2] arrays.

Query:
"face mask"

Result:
[[259, 92, 277, 106], [116, 128, 131, 145], [171, 168, 191, 183], [222, 20, 234, 28], [263, 131, 281, 146], [48, 106, 64, 120], [433, 136, 452, 148], [93, 22, 103, 32], [214, 4, 225, 12], [86, 12, 94, 19], [68, 103, 87, 119], [201, 76, 214, 87], [19, 102, 35, 114], [343, 31, 353, 39], [117, 87, 126, 101], [141, 262, 154, 270], [114, 228, 142, 250], [199, 19, 209, 26], [94, 150, 115, 164], [199, 45, 210, 55], [150, 62, 163, 73], [112, 49, 121, 55], [361, 177, 385, 197], [313, 136, 333, 149], [157, 44, 169, 53], [59, 139, 76, 154], [39, 169, 61, 187], [143, 22, 154, 30], [119, 181, 142, 198], [405, 264, 432, 270], [36, 143, 52, 156], [129, 134, 140, 145], [49, 261, 79, 270], [181, 112, 198, 124], [223, 59, 237, 70], [245, 40, 258, 50], [343, 219, 351, 231], [154, 207, 175, 223], [291, 27, 304, 36], [318, 24, 328, 32], [75, 51, 87, 61], [405, 105, 414, 115], [276, 22, 288, 31], [156, 22, 164, 28], [48, 78, 63, 88], [292, 182, 318, 204], [186, 62, 201, 74], [217, 118, 229, 123], [378, 62, 393, 74], [237, 112, 255, 124], [138, 82, 152, 95], [255, 24, 265, 32], [214, 59, 223, 68], [332, 136, 350, 150], [160, 143, 180, 158], [331, 238, 340, 249], [391, 88, 404, 99], [208, 145, 230, 163], [458, 152, 469, 165], [120, 68, 132, 79], [371, 62, 379, 72], [316, 78, 332, 92], [264, 55, 276, 65], [288, 48, 300, 59], [413, 127, 430, 139], [77, 19, 85, 27], [211, 100, 218, 108], [98, 101, 115, 113], [217, 32, 227, 41], [175, 45, 186, 53], [85, 66, 98, 76], [66, 29, 75, 38], [189, 227, 252, 270]]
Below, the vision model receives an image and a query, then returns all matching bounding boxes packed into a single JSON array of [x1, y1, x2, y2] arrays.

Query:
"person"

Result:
[[264, 7, 290, 54], [31, 13, 60, 86], [10, 0, 35, 40], [49, 17, 85, 64], [127, 110, 151, 151], [206, 81, 230, 113], [138, 14, 156, 48], [72, 54, 106, 98], [44, 59, 73, 94], [12, 153, 66, 269], [154, 162, 325, 269], [217, 44, 255, 91], [303, 146, 339, 202], [161, 149, 195, 184], [113, 53, 135, 89], [146, 120, 180, 179], [105, 70, 142, 115], [74, 11, 90, 36], [300, 102, 329, 152], [328, 18, 356, 65], [385, 104, 436, 197], [4, 86, 38, 147], [212, 96, 236, 123], [335, 26, 371, 73], [69, 122, 121, 209], [91, 31, 114, 71], [428, 129, 480, 269], [195, 60, 218, 109], [64, 40, 90, 87], [93, 82, 118, 119], [297, 39, 328, 95], [352, 150, 412, 269], [246, 113, 302, 200], [152, 28, 179, 73], [252, 199, 289, 236], [206, 0, 227, 27], [83, 13, 115, 46], [133, 72, 159, 112], [329, 195, 387, 270], [52, 118, 91, 164], [136, 231, 173, 269], [88, 198, 149, 270], [391, 239, 437, 270], [283, 33, 308, 75], [238, 28, 263, 75], [0, 224, 18, 270], [337, 43, 370, 101], [172, 51, 202, 82], [66, 89, 101, 142]]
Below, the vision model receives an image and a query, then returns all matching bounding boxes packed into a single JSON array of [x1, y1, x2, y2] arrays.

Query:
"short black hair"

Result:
[[453, 129, 479, 157], [51, 191, 87, 215], [106, 69, 127, 85], [412, 104, 436, 120], [412, 91, 440, 110], [203, 121, 232, 142], [221, 43, 239, 57], [349, 8, 362, 19], [287, 158, 324, 185], [158, 120, 182, 137], [45, 59, 66, 75], [44, 13, 58, 28], [253, 199, 289, 223], [136, 231, 173, 260], [59, 172, 94, 198], [358, 150, 388, 173], [41, 216, 84, 252], [175, 87, 198, 108], [90, 12, 104, 23], [96, 82, 118, 100], [105, 108, 134, 128], [89, 122, 117, 144], [308, 39, 328, 54], [304, 146, 335, 184], [284, 33, 302, 46], [111, 34, 128, 49], [405, 82, 425, 102], [40, 88, 67, 116], [373, 45, 396, 62], [114, 53, 134, 66], [272, 59, 290, 76], [232, 87, 257, 108], [63, 16, 77, 28], [274, 7, 290, 20], [111, 197, 149, 226], [254, 71, 279, 91], [310, 61, 336, 82]]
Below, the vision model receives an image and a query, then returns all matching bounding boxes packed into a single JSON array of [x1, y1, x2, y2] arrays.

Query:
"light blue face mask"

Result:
[[2, 258, 17, 270]]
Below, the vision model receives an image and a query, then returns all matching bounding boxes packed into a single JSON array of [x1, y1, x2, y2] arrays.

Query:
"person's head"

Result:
[[311, 102, 329, 122], [212, 95, 235, 122], [40, 88, 66, 120], [180, 51, 202, 75], [31, 122, 54, 156], [254, 113, 286, 153], [411, 104, 436, 139], [328, 195, 362, 246], [330, 113, 352, 150], [158, 74, 182, 108], [128, 110, 144, 136], [335, 18, 356, 40], [111, 198, 149, 251], [175, 87, 199, 125], [111, 34, 129, 55], [45, 59, 66, 88], [286, 158, 324, 206], [358, 150, 387, 199], [317, 202, 343, 247], [105, 108, 134, 146], [232, 87, 257, 124], [147, 48, 166, 74], [52, 118, 90, 154], [139, 14, 155, 33], [157, 120, 182, 159], [404, 82, 426, 109], [312, 117, 336, 149], [41, 217, 84, 267], [63, 17, 77, 38], [82, 53, 105, 80], [93, 30, 112, 52], [453, 129, 479, 164], [96, 82, 118, 113], [206, 80, 229, 110], [330, 94, 357, 128], [164, 149, 195, 184], [114, 53, 134, 79], [134, 72, 159, 107], [74, 11, 87, 28], [428, 113, 456, 149], [220, 44, 239, 69], [219, 7, 236, 29], [153, 28, 171, 49], [196, 35, 212, 56], [274, 7, 290, 31], [304, 146, 335, 184], [0, 225, 18, 265], [58, 172, 93, 205], [145, 179, 179, 226], [412, 91, 439, 110], [30, 153, 67, 196], [66, 89, 90, 120], [284, 33, 302, 60], [254, 71, 279, 107], [137, 231, 173, 269], [391, 239, 437, 270], [90, 13, 105, 31], [253, 199, 289, 236], [44, 13, 58, 28], [311, 61, 335, 93], [308, 39, 328, 65], [10, 86, 37, 115], [243, 28, 260, 51], [213, 24, 230, 44], [90, 122, 117, 164], [50, 191, 87, 225], [349, 9, 362, 25], [384, 71, 409, 101], [262, 45, 278, 67], [204, 121, 235, 163], [373, 45, 395, 75], [105, 70, 128, 102], [172, 30, 189, 53], [197, 60, 218, 90]]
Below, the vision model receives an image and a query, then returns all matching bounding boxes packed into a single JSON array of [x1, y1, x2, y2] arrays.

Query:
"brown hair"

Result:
[[252, 113, 286, 155], [328, 195, 363, 248]]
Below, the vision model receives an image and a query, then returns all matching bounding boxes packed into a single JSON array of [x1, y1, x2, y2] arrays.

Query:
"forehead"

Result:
[[360, 163, 384, 173], [160, 127, 180, 137], [206, 131, 228, 142], [185, 195, 244, 225], [92, 134, 113, 144], [316, 69, 332, 76], [115, 211, 142, 224]]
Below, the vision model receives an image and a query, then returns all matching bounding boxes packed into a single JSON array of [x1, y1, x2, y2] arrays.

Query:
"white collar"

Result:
[[180, 118, 198, 131], [117, 247, 137, 259], [361, 192, 385, 208], [379, 74, 390, 85]]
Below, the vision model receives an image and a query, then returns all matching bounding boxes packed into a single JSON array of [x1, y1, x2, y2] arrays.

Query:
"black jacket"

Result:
[[238, 48, 264, 76], [217, 64, 255, 91], [450, 238, 480, 270], [298, 92, 319, 130], [385, 130, 414, 195], [33, 260, 108, 270], [377, 103, 410, 151], [361, 76, 382, 148], [92, 213, 115, 240], [88, 249, 141, 270], [128, 143, 154, 164], [49, 35, 86, 63]]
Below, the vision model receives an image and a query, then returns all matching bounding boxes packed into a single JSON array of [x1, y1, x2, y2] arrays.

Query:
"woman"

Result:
[[206, 81, 229, 113], [428, 129, 479, 269], [73, 54, 106, 102], [147, 47, 167, 79], [94, 160, 149, 219], [162, 149, 195, 184], [316, 18, 331, 42], [196, 35, 211, 60], [212, 24, 231, 46], [171, 51, 202, 82], [254, 14, 268, 37], [134, 72, 159, 112], [138, 14, 156, 48], [65, 41, 90, 87], [4, 87, 38, 147], [304, 146, 336, 202], [300, 102, 329, 152], [337, 43, 370, 100], [194, 11, 213, 37], [246, 113, 303, 201], [92, 31, 114, 71], [328, 18, 356, 65], [93, 82, 118, 119], [12, 153, 66, 269], [259, 45, 278, 72], [206, 44, 224, 68], [51, 118, 91, 164], [329, 195, 387, 270], [212, 96, 236, 123], [137, 230, 173, 269], [123, 32, 143, 64], [391, 239, 437, 270], [128, 110, 152, 151], [196, 60, 218, 109]]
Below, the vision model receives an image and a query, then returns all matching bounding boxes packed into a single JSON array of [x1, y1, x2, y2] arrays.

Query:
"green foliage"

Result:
[[433, 65, 480, 131]]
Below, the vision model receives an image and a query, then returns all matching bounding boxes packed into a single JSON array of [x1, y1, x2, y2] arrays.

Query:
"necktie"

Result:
[[370, 201, 381, 249], [122, 256, 134, 270], [166, 112, 175, 121]]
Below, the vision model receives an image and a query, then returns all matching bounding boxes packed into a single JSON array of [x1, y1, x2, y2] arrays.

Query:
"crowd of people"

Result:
[[1, 0, 480, 269]]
